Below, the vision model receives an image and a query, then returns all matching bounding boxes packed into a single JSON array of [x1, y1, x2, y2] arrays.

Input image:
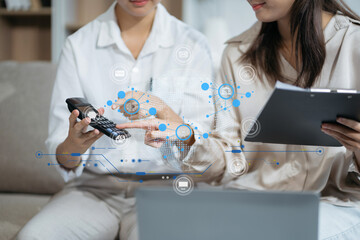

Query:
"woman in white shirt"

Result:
[[18, 1, 215, 239]]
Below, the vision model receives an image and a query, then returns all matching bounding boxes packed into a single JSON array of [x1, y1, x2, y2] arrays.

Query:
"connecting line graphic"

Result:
[[201, 75, 254, 118], [103, 88, 157, 123], [38, 152, 214, 182], [226, 146, 324, 154]]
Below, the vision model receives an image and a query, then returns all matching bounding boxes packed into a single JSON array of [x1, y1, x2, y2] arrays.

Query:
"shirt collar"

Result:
[[97, 2, 174, 51]]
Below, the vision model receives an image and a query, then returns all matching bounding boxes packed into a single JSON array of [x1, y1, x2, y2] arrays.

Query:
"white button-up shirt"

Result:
[[46, 3, 214, 182]]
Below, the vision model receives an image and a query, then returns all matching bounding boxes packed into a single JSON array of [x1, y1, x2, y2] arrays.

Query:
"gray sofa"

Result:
[[0, 61, 64, 239]]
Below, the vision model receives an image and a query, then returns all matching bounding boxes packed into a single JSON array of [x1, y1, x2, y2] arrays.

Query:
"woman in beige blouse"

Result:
[[181, 0, 360, 239]]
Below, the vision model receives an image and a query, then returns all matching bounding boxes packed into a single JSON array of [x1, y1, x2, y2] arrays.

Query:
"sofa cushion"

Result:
[[0, 193, 51, 239], [0, 61, 64, 194]]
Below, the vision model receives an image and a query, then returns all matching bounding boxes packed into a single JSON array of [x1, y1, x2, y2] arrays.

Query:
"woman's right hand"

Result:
[[56, 109, 104, 169]]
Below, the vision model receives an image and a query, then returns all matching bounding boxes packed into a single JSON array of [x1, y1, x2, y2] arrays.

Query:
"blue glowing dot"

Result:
[[181, 148, 184, 152], [203, 133, 209, 139], [115, 99, 117, 102], [132, 159, 135, 163], [173, 176, 177, 179], [233, 99, 240, 107], [47, 163, 50, 166], [138, 159, 142, 163], [252, 91, 254, 93], [201, 83, 210, 91], [237, 86, 240, 89], [195, 127, 198, 130], [107, 100, 113, 106], [164, 155, 167, 159], [206, 115, 209, 118], [94, 163, 98, 167], [118, 109, 121, 112], [149, 107, 157, 115], [118, 91, 126, 99], [276, 162, 280, 165], [241, 145, 245, 148], [104, 105, 107, 107], [167, 124, 170, 126], [159, 123, 167, 131], [209, 95, 212, 98], [83, 164, 86, 166], [246, 92, 251, 98], [91, 147, 95, 150], [121, 159, 123, 162], [224, 108, 227, 110], [166, 136, 169, 139], [319, 150, 322, 153], [139, 179, 143, 183], [146, 100, 150, 103], [131, 88, 134, 90]]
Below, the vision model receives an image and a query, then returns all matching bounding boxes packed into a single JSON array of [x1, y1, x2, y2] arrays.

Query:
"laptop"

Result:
[[136, 188, 319, 240]]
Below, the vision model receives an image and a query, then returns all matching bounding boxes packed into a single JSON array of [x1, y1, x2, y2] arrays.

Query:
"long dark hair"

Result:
[[242, 0, 360, 88]]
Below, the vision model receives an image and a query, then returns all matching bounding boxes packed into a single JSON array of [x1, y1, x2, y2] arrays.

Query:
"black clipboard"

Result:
[[244, 82, 360, 147]]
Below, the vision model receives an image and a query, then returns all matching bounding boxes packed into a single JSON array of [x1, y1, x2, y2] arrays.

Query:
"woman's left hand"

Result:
[[322, 118, 360, 153], [116, 118, 195, 148]]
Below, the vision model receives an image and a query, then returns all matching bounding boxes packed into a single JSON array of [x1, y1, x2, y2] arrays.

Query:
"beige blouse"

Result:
[[184, 14, 360, 207]]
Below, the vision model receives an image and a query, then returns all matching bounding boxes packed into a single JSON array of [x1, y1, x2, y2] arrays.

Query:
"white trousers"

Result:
[[17, 173, 360, 240]]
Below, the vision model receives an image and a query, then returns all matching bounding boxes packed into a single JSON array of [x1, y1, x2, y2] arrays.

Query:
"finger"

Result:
[[116, 120, 160, 131], [337, 118, 360, 132], [324, 130, 357, 151], [82, 128, 100, 139], [74, 117, 91, 133], [322, 123, 360, 142], [144, 131, 166, 148], [97, 107, 105, 116], [112, 98, 127, 110], [84, 130, 104, 144], [69, 110, 79, 128], [322, 128, 360, 150]]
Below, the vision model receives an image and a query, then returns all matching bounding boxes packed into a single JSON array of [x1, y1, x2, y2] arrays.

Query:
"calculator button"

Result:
[[106, 128, 113, 133]]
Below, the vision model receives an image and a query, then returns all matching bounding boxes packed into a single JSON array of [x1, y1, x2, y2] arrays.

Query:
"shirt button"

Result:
[[132, 67, 139, 73]]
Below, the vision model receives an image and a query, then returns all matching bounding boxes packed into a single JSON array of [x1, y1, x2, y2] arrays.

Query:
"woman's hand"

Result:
[[56, 108, 104, 169], [111, 91, 182, 122], [322, 118, 360, 167], [116, 118, 195, 148]]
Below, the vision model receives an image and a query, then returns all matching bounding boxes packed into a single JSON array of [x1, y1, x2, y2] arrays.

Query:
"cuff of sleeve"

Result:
[[47, 142, 89, 182], [349, 153, 360, 183]]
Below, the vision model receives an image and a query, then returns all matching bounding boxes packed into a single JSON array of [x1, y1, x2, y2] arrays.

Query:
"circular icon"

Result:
[[83, 106, 101, 121], [111, 134, 128, 147], [175, 124, 192, 141], [316, 147, 325, 156], [110, 64, 129, 84], [174, 45, 193, 65], [173, 175, 194, 196], [238, 65, 256, 85], [241, 117, 261, 139], [218, 83, 235, 100], [35, 151, 43, 159], [229, 159, 248, 176], [124, 99, 140, 115]]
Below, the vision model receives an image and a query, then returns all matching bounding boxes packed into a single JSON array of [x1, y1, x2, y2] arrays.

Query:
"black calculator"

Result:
[[66, 98, 131, 141]]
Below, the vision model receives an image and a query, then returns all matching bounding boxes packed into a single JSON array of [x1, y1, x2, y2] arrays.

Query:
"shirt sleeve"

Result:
[[348, 152, 360, 185], [45, 38, 89, 182], [178, 44, 248, 184]]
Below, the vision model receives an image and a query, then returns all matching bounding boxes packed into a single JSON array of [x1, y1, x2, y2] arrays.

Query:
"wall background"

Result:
[[183, 0, 360, 67]]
